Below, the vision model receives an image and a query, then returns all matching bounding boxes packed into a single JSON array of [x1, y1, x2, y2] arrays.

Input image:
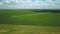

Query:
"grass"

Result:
[[0, 9, 60, 34], [0, 24, 60, 34], [0, 10, 60, 26]]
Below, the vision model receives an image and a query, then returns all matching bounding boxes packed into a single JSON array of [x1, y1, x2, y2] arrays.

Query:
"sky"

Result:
[[0, 0, 60, 9]]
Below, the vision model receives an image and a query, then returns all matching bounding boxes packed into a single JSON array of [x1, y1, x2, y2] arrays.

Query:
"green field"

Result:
[[0, 9, 60, 34]]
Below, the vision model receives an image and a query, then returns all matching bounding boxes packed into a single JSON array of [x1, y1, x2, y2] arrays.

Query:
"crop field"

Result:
[[0, 9, 60, 34]]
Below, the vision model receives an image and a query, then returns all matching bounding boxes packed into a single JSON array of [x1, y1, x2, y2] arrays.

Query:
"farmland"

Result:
[[0, 9, 60, 34]]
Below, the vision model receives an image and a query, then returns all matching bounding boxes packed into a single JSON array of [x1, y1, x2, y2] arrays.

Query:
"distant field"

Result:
[[0, 9, 60, 26], [0, 9, 60, 34]]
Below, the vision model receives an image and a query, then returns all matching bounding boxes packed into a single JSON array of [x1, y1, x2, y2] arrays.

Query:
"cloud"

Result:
[[0, 2, 3, 6], [0, 0, 60, 9], [0, 0, 17, 5]]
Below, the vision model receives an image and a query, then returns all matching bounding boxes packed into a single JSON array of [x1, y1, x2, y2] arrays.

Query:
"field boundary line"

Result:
[[12, 13, 49, 17]]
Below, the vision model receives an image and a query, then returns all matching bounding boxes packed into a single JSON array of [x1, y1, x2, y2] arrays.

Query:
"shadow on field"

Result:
[[33, 9, 60, 13]]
